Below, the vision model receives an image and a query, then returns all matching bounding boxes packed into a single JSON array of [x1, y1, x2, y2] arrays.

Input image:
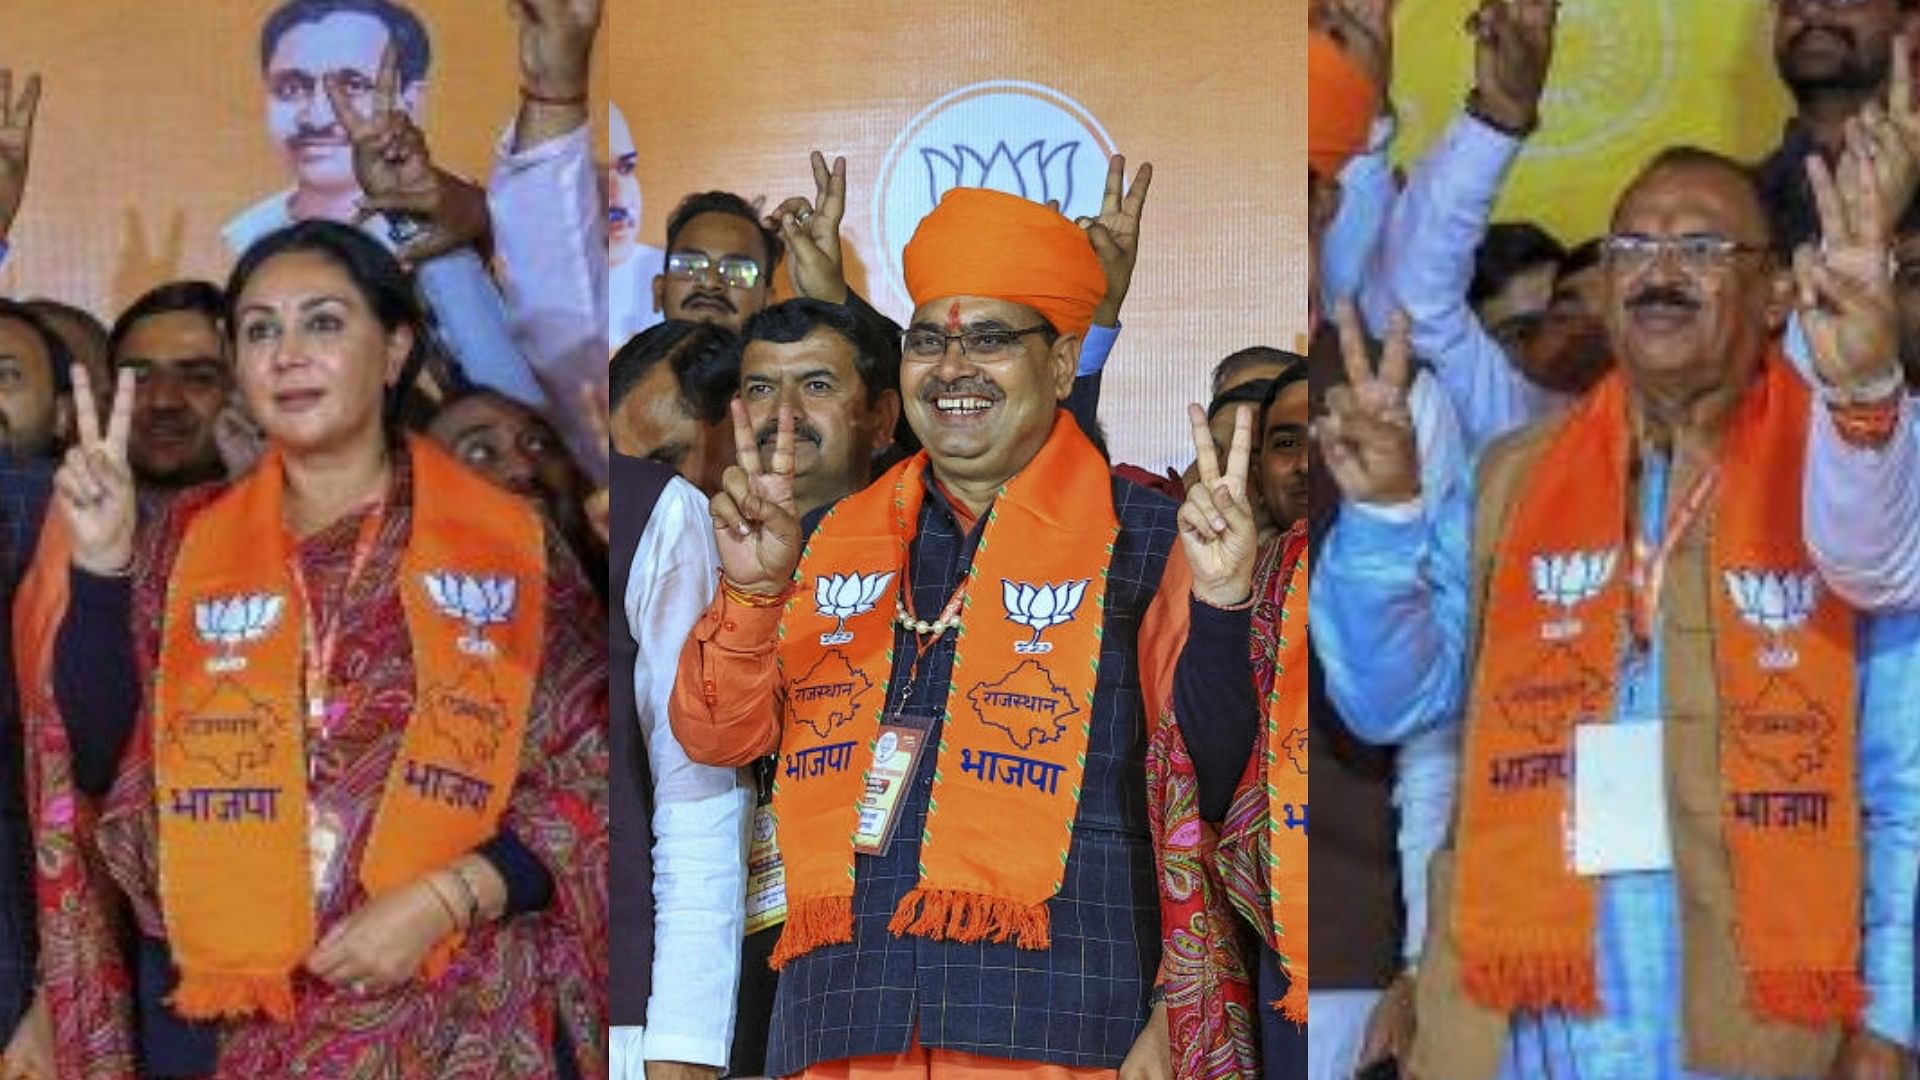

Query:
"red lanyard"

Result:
[[289, 499, 386, 745], [1627, 461, 1719, 649]]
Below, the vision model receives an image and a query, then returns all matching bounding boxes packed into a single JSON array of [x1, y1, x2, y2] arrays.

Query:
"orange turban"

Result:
[[902, 188, 1106, 341], [1310, 30, 1377, 180]]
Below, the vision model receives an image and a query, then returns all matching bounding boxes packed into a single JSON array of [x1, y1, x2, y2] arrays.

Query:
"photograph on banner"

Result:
[[1311, 0, 1920, 1077], [613, 2, 1306, 1079], [0, 1, 612, 1077]]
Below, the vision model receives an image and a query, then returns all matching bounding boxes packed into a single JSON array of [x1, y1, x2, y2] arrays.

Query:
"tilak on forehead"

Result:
[[903, 188, 1106, 340]]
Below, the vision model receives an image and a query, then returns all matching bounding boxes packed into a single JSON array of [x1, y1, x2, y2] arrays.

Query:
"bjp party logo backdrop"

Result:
[[618, 1, 1298, 473], [872, 80, 1116, 311], [1393, 0, 1792, 242]]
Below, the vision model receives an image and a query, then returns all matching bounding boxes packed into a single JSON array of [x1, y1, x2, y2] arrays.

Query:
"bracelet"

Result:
[[1820, 363, 1905, 406], [723, 577, 793, 608], [1194, 590, 1256, 612], [520, 85, 587, 106], [1464, 90, 1537, 139], [1828, 391, 1904, 449], [447, 862, 483, 929], [423, 875, 463, 932]]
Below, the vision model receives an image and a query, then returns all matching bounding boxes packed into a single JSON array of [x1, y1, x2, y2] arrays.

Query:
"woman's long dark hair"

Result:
[[224, 220, 433, 427]]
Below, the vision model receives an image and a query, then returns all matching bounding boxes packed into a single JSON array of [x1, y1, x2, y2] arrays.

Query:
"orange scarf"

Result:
[[155, 437, 546, 1020], [1266, 535, 1309, 1022], [769, 415, 1118, 967], [1454, 355, 1863, 1024]]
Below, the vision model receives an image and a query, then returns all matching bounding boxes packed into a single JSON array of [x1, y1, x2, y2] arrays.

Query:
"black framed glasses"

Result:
[[901, 324, 1052, 359], [1600, 233, 1770, 274], [665, 252, 762, 290]]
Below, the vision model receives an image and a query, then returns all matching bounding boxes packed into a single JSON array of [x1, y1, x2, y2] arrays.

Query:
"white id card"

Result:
[[1573, 723, 1673, 875]]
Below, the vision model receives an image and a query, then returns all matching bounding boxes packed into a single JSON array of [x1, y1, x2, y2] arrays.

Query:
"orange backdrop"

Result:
[[0, 1, 603, 319], [613, 0, 1304, 472]]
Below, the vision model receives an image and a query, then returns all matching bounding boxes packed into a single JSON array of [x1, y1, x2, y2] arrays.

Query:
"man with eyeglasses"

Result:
[[652, 191, 782, 336], [668, 185, 1272, 1078], [1316, 134, 1920, 1079]]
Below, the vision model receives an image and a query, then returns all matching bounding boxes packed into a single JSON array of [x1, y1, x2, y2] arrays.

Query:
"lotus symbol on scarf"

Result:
[[195, 592, 285, 672], [814, 571, 895, 646], [424, 572, 518, 656], [1003, 579, 1090, 654], [1530, 549, 1617, 640], [1723, 568, 1820, 670]]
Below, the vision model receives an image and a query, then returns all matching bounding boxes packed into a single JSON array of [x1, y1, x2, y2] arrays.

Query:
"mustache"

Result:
[[1626, 286, 1701, 312], [1789, 22, 1856, 52], [755, 418, 823, 447], [289, 123, 348, 144], [919, 376, 1004, 404], [684, 291, 736, 313]]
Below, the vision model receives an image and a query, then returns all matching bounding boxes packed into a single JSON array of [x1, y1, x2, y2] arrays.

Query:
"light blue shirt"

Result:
[[1075, 320, 1121, 377], [1317, 453, 1920, 1071]]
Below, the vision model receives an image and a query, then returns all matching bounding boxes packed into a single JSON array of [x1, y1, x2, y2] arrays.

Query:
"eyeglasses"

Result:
[[1773, 0, 1875, 11], [665, 252, 762, 290], [901, 324, 1052, 359], [1600, 233, 1770, 274]]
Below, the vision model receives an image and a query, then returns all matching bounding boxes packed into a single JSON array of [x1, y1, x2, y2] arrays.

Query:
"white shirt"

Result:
[[1363, 113, 1569, 457], [620, 476, 749, 1068], [490, 121, 610, 482]]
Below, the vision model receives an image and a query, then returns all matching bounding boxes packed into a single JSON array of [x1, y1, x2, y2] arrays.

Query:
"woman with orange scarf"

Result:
[[35, 221, 607, 1077]]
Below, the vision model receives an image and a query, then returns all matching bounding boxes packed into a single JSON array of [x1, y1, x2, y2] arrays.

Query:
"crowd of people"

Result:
[[0, 0, 613, 1075], [1309, 0, 1920, 1077], [619, 46, 1302, 1080]]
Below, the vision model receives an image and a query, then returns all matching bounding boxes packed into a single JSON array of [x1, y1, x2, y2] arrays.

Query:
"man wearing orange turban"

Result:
[[669, 179, 1270, 1077]]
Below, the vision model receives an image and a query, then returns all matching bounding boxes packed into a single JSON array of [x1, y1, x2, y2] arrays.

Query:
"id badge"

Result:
[[744, 801, 788, 935], [1572, 722, 1673, 876], [308, 802, 347, 903], [852, 716, 930, 858]]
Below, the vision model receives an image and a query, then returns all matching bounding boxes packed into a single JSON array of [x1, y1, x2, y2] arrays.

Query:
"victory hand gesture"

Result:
[[1468, 0, 1557, 134], [1319, 303, 1422, 505], [509, 0, 601, 102], [711, 401, 803, 595], [1078, 154, 1153, 327], [1797, 149, 1902, 396], [0, 70, 41, 241], [1179, 402, 1259, 608], [56, 366, 138, 576], [1845, 34, 1920, 229], [767, 151, 849, 304]]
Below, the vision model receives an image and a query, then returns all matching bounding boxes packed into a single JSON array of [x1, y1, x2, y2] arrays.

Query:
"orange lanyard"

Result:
[[1627, 461, 1718, 650], [289, 499, 386, 745]]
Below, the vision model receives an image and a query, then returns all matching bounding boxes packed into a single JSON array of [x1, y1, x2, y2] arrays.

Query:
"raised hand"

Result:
[[1179, 402, 1259, 608], [767, 151, 850, 304], [1318, 303, 1422, 505], [1467, 0, 1557, 134], [325, 48, 484, 261], [0, 70, 41, 241], [1842, 35, 1920, 230], [1077, 154, 1152, 328], [710, 400, 803, 595], [508, 0, 600, 102], [1316, 0, 1395, 102], [1797, 149, 1902, 396], [55, 365, 138, 576]]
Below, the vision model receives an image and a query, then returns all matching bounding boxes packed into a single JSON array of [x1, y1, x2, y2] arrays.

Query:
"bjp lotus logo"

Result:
[[1531, 549, 1617, 641], [1724, 568, 1821, 670], [424, 572, 518, 657], [873, 80, 1115, 309], [814, 571, 895, 646], [1002, 579, 1091, 654], [195, 593, 285, 673]]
